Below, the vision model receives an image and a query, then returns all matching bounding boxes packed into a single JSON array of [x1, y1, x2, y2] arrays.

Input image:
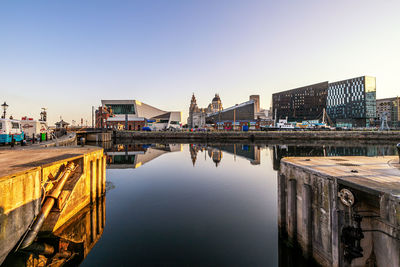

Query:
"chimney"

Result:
[[250, 95, 260, 113]]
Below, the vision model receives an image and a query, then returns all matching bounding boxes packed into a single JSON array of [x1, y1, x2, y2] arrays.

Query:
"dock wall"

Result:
[[37, 132, 77, 148], [0, 169, 41, 264], [279, 157, 400, 267], [0, 146, 105, 264], [115, 130, 400, 141]]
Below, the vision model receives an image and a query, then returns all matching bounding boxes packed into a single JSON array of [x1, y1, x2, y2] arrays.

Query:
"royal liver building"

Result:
[[187, 93, 223, 128]]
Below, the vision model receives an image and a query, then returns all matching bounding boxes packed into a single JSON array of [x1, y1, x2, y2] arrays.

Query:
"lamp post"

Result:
[[1, 102, 9, 119]]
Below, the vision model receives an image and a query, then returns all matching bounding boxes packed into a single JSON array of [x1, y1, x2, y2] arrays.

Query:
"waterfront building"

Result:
[[206, 95, 270, 130], [206, 99, 255, 123], [55, 119, 69, 128], [187, 93, 223, 128], [376, 97, 400, 128], [96, 100, 181, 130], [327, 76, 376, 127], [272, 82, 329, 122], [272, 76, 377, 127]]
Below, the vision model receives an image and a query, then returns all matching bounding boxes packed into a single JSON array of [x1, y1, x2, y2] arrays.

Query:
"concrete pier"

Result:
[[279, 155, 400, 266], [0, 146, 105, 264], [115, 130, 400, 141], [85, 132, 112, 142]]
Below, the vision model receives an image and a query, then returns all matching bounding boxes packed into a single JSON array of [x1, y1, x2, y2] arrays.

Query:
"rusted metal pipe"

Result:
[[20, 162, 77, 249], [23, 242, 55, 255]]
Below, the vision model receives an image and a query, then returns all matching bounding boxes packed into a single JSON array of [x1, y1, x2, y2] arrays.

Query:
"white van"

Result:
[[21, 117, 50, 140], [0, 118, 24, 143]]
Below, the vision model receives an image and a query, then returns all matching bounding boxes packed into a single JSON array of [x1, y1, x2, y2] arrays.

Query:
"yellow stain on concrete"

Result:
[[0, 146, 105, 225]]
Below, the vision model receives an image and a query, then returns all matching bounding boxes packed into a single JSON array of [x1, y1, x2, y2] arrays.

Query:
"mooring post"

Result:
[[80, 137, 85, 147], [11, 135, 15, 148], [397, 143, 400, 163]]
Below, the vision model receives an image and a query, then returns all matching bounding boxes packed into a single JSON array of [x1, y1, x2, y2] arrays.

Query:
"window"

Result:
[[106, 104, 135, 115], [0, 123, 2, 129], [12, 122, 20, 129]]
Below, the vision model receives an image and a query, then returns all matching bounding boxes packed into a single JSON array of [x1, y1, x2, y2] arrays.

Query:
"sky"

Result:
[[1, 0, 399, 125]]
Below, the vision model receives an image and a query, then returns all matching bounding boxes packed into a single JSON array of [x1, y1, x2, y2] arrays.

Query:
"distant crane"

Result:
[[379, 112, 390, 131], [321, 108, 334, 126]]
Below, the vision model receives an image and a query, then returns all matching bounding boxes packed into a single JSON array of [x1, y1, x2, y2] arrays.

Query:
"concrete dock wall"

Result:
[[279, 164, 336, 266], [40, 148, 106, 232], [0, 146, 105, 265], [279, 156, 400, 267], [115, 130, 400, 141], [0, 169, 41, 264], [85, 132, 112, 142], [37, 132, 77, 148]]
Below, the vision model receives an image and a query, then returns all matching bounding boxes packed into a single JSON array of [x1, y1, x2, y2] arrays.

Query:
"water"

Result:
[[80, 141, 397, 266], [2, 141, 398, 266], [83, 144, 280, 266]]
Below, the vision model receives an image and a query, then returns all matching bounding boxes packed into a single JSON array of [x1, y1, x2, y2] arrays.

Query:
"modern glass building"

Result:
[[327, 76, 376, 127], [272, 82, 329, 122], [96, 100, 181, 130]]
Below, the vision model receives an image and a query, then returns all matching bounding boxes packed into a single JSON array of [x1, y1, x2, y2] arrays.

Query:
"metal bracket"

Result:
[[338, 188, 355, 207]]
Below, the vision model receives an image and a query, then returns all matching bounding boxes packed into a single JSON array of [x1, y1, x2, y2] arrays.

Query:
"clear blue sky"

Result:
[[1, 0, 399, 124]]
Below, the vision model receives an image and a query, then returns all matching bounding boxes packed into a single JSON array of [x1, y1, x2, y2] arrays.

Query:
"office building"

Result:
[[327, 76, 376, 127], [272, 82, 329, 122]]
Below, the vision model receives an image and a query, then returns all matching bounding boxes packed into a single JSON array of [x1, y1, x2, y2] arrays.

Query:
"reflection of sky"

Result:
[[82, 144, 278, 266]]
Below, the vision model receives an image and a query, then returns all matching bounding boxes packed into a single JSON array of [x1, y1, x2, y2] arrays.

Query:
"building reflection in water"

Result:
[[2, 197, 106, 267], [105, 141, 397, 170], [190, 143, 261, 167], [105, 143, 182, 169]]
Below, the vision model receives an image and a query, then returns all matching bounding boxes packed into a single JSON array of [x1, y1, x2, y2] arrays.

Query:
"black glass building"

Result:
[[272, 81, 328, 122]]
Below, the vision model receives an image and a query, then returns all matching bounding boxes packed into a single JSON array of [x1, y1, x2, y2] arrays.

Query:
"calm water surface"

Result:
[[83, 144, 279, 266], [80, 142, 397, 266]]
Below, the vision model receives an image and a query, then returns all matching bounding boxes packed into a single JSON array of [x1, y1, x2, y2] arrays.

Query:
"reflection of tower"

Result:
[[251, 146, 261, 165], [189, 144, 198, 166], [207, 147, 223, 167]]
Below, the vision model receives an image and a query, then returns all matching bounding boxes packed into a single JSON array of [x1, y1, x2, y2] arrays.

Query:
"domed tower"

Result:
[[211, 94, 223, 113]]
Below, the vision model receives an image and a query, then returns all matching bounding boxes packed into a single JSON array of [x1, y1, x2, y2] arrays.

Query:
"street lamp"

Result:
[[1, 102, 9, 119]]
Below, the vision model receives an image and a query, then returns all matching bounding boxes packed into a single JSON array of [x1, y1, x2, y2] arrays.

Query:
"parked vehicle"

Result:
[[276, 119, 295, 129], [0, 118, 24, 144], [20, 117, 51, 141]]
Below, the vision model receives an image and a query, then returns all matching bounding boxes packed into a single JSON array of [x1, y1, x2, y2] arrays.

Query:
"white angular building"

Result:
[[97, 100, 181, 130]]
